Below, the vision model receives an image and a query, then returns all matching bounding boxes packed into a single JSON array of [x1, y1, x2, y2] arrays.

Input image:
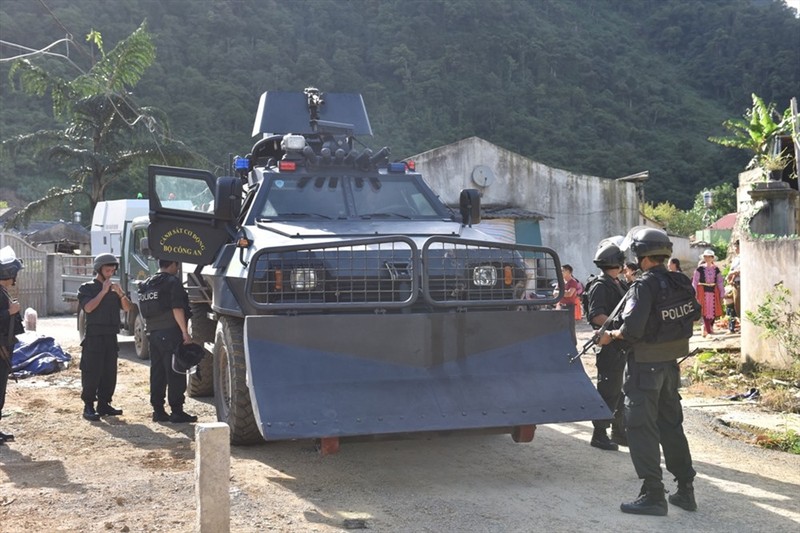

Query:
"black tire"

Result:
[[186, 351, 214, 397], [133, 312, 150, 360], [186, 302, 215, 397], [189, 302, 215, 343], [213, 316, 262, 444]]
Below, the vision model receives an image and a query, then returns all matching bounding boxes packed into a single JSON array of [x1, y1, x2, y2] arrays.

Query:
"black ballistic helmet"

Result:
[[629, 227, 673, 258], [172, 342, 205, 375], [593, 238, 625, 268], [93, 253, 119, 274]]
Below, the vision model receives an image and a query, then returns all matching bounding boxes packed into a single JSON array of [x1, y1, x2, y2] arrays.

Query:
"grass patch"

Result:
[[755, 430, 800, 455], [684, 350, 800, 414]]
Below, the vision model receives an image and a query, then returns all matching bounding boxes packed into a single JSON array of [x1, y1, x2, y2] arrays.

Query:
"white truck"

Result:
[[62, 199, 157, 359]]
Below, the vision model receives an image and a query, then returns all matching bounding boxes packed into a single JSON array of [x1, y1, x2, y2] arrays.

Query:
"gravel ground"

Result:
[[1, 316, 799, 532]]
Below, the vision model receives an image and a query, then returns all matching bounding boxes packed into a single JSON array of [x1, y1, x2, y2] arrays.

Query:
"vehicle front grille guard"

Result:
[[245, 236, 563, 311]]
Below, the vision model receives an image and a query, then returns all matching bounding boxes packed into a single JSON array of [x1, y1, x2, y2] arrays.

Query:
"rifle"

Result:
[[677, 347, 701, 365], [569, 291, 629, 363]]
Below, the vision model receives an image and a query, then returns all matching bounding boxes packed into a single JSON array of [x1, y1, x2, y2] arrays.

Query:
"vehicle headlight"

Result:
[[290, 268, 318, 290], [472, 265, 497, 287]]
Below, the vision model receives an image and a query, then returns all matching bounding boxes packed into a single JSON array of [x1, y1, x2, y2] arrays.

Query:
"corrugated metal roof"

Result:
[[708, 212, 737, 230]]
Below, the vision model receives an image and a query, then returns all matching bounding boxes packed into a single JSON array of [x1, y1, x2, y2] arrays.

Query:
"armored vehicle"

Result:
[[146, 88, 608, 452]]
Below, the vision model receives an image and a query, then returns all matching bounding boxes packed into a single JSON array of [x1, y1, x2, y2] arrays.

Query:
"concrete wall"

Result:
[[740, 238, 800, 368], [412, 137, 640, 281]]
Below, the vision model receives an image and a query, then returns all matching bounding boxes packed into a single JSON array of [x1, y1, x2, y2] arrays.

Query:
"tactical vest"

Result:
[[583, 274, 627, 327], [642, 270, 701, 344], [137, 272, 174, 319]]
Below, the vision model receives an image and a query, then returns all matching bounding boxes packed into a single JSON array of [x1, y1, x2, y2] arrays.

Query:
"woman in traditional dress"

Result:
[[692, 249, 724, 337]]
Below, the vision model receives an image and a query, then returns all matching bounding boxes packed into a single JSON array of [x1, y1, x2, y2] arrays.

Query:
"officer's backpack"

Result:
[[137, 273, 173, 319], [581, 275, 626, 325]]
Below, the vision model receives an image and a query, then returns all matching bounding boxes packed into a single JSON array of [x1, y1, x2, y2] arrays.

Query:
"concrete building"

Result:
[[412, 137, 641, 280]]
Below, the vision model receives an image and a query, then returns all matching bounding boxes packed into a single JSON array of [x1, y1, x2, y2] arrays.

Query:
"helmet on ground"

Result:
[[93, 253, 119, 274], [0, 246, 24, 280], [628, 227, 673, 258], [593, 238, 625, 268], [172, 342, 205, 375]]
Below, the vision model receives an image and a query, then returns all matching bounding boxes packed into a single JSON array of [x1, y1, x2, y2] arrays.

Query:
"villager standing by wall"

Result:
[[692, 249, 724, 337], [0, 246, 24, 445], [599, 228, 701, 516], [585, 239, 629, 451], [78, 254, 131, 421], [557, 264, 583, 320], [725, 240, 741, 318]]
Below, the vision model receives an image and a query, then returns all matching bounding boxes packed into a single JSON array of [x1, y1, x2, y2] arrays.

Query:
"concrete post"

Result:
[[195, 422, 230, 533]]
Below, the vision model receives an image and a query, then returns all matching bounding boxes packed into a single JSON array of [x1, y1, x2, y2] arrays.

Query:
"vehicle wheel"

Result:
[[186, 350, 214, 397], [213, 316, 261, 444], [186, 302, 215, 397], [133, 312, 150, 360], [189, 302, 215, 343]]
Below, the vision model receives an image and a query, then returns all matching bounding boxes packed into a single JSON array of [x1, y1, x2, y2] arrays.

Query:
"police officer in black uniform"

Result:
[[142, 259, 197, 423], [585, 238, 628, 451], [598, 227, 700, 516], [78, 253, 131, 421], [0, 248, 24, 444]]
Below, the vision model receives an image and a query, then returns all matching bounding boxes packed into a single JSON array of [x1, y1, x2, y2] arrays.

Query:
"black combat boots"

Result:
[[620, 484, 668, 516], [82, 403, 101, 422], [97, 403, 123, 416], [590, 428, 619, 451], [669, 479, 697, 511]]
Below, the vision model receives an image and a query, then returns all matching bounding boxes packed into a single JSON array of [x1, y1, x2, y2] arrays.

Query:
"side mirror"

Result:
[[459, 189, 481, 226], [215, 176, 243, 221]]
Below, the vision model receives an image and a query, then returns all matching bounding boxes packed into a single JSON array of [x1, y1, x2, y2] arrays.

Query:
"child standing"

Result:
[[723, 284, 737, 333]]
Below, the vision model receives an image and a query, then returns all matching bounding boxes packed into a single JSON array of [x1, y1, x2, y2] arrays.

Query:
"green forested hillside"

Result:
[[1, 0, 798, 215]]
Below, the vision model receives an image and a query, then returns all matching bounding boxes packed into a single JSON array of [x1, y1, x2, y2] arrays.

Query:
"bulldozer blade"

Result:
[[244, 310, 609, 441]]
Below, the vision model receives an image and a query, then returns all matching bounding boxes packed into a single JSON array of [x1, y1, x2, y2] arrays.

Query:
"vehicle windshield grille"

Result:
[[246, 237, 563, 311]]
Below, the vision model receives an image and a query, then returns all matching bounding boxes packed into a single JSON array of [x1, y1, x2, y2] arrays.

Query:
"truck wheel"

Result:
[[186, 302, 215, 397], [186, 351, 214, 397], [213, 316, 262, 444], [189, 302, 215, 343], [133, 313, 150, 360]]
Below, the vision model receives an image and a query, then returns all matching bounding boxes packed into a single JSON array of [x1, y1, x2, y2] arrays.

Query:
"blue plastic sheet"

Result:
[[10, 335, 71, 378]]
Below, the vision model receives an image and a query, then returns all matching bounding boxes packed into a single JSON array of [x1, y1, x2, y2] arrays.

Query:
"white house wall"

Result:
[[412, 137, 640, 280]]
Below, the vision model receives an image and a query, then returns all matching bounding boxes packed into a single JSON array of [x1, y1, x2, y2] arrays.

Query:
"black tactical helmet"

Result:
[[593, 238, 625, 268], [93, 253, 119, 274], [172, 343, 205, 375], [628, 227, 673, 258], [0, 258, 24, 280]]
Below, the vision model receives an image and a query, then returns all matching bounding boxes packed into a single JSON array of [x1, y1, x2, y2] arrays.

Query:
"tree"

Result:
[[642, 183, 738, 237], [2, 22, 194, 227]]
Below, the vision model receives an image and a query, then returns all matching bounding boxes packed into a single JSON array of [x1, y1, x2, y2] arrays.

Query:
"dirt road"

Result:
[[1, 317, 799, 532]]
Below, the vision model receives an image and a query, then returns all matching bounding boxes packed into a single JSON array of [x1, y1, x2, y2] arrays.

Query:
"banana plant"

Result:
[[708, 93, 792, 173]]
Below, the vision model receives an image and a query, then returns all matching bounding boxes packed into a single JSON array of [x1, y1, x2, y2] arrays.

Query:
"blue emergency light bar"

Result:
[[234, 157, 250, 171], [388, 162, 406, 173]]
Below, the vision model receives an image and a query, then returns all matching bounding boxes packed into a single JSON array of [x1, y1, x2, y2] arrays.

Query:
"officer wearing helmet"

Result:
[[599, 227, 701, 516], [77, 253, 131, 421], [0, 246, 25, 445], [584, 238, 628, 451]]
